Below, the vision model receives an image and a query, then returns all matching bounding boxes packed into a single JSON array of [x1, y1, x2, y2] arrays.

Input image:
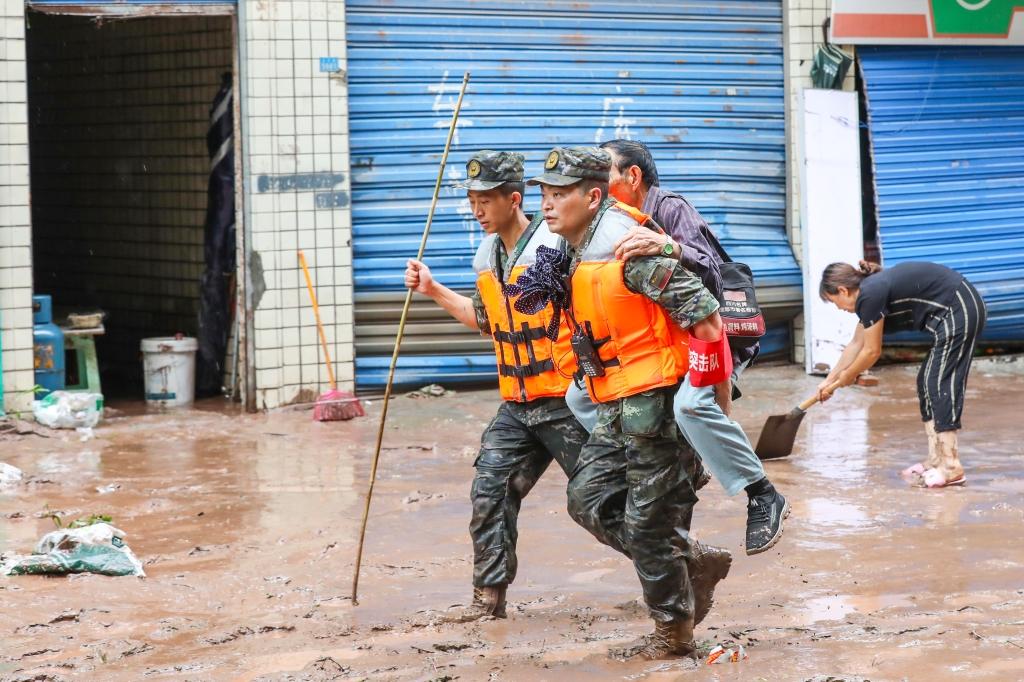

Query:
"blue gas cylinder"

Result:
[[33, 295, 65, 397]]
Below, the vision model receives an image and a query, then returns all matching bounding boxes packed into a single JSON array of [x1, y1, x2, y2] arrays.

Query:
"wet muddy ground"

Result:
[[2, 358, 1024, 681]]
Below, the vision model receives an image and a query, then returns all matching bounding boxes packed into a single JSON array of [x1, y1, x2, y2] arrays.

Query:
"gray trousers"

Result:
[[566, 359, 765, 496]]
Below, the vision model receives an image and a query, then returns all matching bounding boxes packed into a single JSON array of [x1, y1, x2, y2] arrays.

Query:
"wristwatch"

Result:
[[660, 239, 676, 258]]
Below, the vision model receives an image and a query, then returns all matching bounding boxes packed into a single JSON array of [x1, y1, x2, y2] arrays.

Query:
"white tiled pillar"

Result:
[[785, 0, 855, 364], [240, 0, 354, 410], [1, 2, 34, 414]]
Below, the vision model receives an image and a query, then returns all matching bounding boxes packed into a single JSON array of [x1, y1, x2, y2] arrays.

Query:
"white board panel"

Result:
[[799, 89, 864, 375]]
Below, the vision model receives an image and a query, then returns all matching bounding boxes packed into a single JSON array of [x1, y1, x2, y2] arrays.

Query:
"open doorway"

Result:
[[25, 9, 241, 403]]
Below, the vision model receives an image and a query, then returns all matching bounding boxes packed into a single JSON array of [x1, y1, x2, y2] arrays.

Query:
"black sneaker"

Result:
[[745, 490, 790, 555]]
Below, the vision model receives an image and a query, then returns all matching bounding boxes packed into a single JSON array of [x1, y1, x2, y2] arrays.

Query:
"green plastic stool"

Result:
[[64, 334, 102, 394]]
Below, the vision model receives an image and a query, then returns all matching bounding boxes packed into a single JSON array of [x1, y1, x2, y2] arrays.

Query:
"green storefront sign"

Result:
[[933, 0, 1019, 36], [832, 0, 1024, 44]]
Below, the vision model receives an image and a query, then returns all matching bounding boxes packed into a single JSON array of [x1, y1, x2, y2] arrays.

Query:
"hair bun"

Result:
[[857, 260, 882, 275]]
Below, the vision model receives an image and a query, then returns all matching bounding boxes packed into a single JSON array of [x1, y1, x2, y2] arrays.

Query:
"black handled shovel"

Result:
[[754, 381, 841, 460]]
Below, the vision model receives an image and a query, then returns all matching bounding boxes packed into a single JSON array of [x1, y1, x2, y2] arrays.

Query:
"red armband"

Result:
[[688, 332, 733, 387]]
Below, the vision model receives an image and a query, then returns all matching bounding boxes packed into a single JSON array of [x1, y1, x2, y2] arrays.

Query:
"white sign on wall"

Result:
[[798, 89, 864, 376]]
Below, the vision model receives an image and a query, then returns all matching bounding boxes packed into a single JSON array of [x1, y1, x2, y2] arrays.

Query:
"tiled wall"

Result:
[[0, 1, 33, 414], [786, 0, 856, 364], [241, 0, 355, 409], [26, 14, 233, 388]]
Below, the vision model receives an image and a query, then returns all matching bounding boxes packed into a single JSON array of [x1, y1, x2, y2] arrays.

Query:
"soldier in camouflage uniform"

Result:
[[521, 146, 730, 660]]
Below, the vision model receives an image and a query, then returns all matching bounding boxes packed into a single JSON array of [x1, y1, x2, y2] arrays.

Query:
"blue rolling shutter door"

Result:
[[347, 1, 797, 388], [860, 47, 1024, 341]]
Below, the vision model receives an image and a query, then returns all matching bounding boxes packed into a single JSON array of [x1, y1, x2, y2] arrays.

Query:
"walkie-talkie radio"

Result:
[[570, 328, 605, 378]]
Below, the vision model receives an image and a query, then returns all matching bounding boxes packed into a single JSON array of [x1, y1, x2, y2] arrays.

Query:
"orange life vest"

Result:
[[474, 221, 574, 403], [568, 203, 689, 403]]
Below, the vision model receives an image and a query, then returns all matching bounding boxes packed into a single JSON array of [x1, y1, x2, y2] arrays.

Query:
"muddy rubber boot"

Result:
[[441, 586, 507, 623], [689, 542, 732, 626], [609, 618, 696, 661]]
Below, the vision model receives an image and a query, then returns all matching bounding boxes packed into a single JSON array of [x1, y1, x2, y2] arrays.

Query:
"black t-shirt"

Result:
[[855, 262, 965, 332]]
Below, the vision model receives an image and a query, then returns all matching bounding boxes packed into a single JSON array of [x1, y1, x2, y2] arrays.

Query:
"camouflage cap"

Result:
[[453, 150, 525, 191], [527, 146, 610, 186]]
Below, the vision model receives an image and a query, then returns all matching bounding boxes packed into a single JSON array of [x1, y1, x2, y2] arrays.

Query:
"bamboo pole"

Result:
[[351, 71, 470, 605]]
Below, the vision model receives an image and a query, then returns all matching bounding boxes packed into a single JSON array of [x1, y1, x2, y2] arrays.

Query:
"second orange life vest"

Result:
[[474, 220, 575, 403]]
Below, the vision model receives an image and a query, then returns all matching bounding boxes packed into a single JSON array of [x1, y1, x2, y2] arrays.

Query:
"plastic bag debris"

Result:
[[706, 644, 748, 665], [406, 384, 454, 399], [1, 462, 23, 487], [33, 391, 104, 429], [3, 522, 145, 577]]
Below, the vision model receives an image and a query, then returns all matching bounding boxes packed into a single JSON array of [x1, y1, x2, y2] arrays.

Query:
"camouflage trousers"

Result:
[[471, 398, 621, 587], [566, 384, 698, 623]]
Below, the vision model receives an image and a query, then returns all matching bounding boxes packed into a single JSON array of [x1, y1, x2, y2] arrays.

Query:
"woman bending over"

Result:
[[818, 260, 986, 488]]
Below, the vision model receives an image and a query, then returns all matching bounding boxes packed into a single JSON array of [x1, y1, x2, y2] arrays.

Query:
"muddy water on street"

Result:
[[2, 359, 1023, 681]]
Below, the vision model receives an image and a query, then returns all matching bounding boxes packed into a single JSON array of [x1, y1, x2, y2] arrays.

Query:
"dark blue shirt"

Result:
[[856, 262, 965, 332]]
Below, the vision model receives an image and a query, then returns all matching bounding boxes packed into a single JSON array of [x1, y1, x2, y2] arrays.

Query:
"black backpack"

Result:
[[647, 189, 766, 352], [703, 229, 765, 348]]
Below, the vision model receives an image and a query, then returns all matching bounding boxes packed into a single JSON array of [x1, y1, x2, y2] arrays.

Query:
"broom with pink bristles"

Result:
[[298, 250, 364, 421]]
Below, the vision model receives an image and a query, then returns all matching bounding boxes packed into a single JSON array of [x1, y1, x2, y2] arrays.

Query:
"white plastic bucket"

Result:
[[141, 336, 198, 408]]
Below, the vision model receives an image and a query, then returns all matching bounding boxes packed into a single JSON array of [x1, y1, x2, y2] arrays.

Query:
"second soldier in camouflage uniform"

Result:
[[522, 146, 729, 660]]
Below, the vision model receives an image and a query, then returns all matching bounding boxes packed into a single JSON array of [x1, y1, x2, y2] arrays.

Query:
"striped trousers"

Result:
[[917, 279, 987, 432]]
